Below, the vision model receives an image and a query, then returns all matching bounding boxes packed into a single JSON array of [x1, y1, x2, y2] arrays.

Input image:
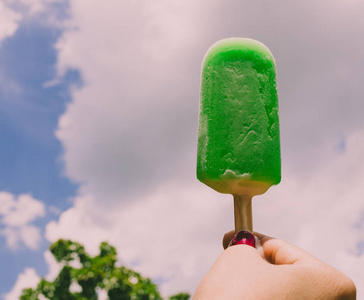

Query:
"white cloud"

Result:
[[253, 130, 364, 295], [7, 0, 65, 17], [4, 268, 40, 300], [0, 2, 22, 45], [0, 192, 15, 215], [47, 129, 364, 297], [1, 227, 19, 249], [43, 249, 62, 282], [16, 0, 48, 14], [20, 225, 43, 249], [53, 0, 215, 203], [0, 0, 63, 47], [4, 249, 63, 299], [69, 281, 82, 293], [2, 194, 45, 227], [0, 192, 45, 250], [46, 180, 229, 296], [39, 0, 364, 297], [97, 288, 108, 300]]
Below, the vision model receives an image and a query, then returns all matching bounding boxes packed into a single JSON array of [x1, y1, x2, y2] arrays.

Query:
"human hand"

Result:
[[193, 231, 356, 300]]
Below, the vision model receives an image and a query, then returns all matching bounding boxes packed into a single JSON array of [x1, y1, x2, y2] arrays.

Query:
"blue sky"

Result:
[[0, 4, 78, 294], [1, 0, 364, 299], [0, 18, 77, 206]]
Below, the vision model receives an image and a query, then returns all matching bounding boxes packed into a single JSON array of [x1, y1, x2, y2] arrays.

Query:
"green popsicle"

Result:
[[196, 38, 281, 232]]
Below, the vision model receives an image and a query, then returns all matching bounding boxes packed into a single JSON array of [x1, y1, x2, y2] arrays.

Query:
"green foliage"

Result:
[[21, 240, 190, 300], [168, 293, 190, 300]]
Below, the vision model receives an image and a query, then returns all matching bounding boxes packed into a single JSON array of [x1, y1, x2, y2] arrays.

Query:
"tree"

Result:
[[168, 293, 190, 300], [21, 239, 190, 300]]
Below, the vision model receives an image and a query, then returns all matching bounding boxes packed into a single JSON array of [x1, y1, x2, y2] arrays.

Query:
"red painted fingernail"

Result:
[[230, 230, 256, 248]]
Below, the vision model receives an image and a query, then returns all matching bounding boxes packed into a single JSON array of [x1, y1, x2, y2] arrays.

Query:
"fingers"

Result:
[[259, 234, 317, 265], [223, 230, 317, 265]]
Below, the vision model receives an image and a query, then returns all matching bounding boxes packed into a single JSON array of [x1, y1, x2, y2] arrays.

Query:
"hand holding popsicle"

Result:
[[195, 39, 356, 299], [193, 232, 356, 300]]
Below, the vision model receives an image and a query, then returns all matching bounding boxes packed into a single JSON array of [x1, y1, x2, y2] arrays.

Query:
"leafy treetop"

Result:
[[21, 239, 190, 300]]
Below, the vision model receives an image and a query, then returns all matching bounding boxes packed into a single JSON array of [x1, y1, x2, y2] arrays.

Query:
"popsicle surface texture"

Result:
[[197, 38, 281, 197]]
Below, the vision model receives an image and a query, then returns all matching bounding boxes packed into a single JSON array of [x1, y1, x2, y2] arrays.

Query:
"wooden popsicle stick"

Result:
[[233, 194, 253, 232]]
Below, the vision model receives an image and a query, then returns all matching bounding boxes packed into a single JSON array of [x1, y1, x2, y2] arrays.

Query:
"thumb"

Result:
[[256, 232, 318, 265], [223, 230, 317, 265]]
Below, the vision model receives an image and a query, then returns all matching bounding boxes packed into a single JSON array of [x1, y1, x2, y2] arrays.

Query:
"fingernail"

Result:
[[230, 230, 256, 248]]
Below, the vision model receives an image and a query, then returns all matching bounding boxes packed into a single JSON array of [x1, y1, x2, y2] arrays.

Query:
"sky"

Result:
[[1, 0, 364, 299]]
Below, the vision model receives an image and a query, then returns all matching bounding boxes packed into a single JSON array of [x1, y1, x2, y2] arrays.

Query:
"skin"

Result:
[[193, 231, 356, 300]]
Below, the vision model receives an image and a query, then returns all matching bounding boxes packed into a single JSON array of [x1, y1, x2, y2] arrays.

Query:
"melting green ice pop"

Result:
[[196, 38, 281, 232]]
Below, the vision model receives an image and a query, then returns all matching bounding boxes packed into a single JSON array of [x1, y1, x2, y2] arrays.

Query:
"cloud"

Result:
[[0, 0, 64, 47], [46, 180, 230, 296], [0, 192, 45, 250], [46, 128, 364, 296], [4, 247, 64, 299], [7, 0, 65, 17], [252, 130, 364, 293], [1, 194, 46, 227], [53, 0, 216, 202], [4, 268, 40, 300], [53, 0, 364, 202], [16, 0, 50, 15], [37, 0, 364, 297], [0, 2, 22, 46], [43, 249, 62, 282]]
